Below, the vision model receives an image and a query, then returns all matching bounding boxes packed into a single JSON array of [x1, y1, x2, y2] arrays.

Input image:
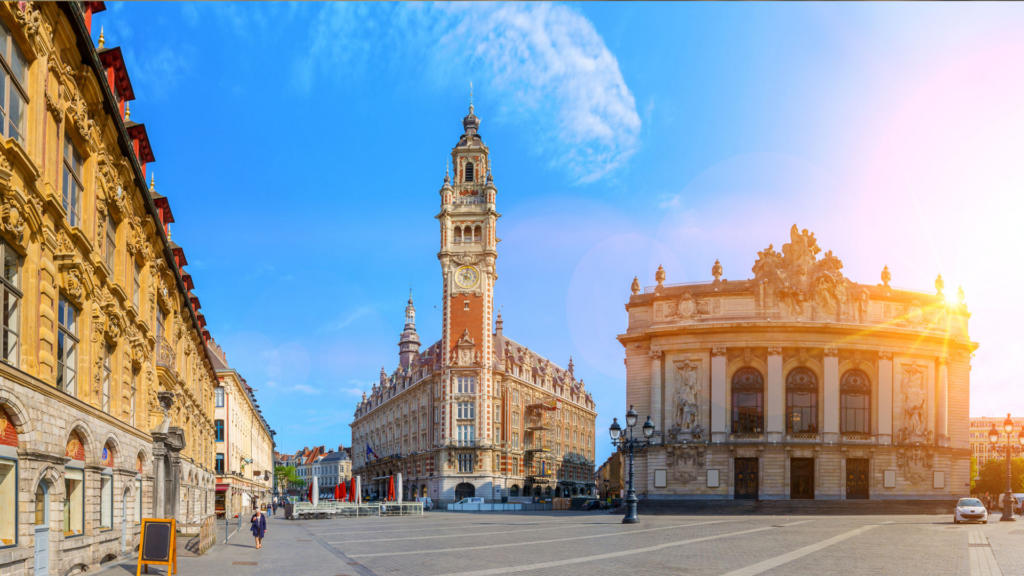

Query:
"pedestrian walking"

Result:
[[271, 499, 277, 516], [250, 504, 267, 549]]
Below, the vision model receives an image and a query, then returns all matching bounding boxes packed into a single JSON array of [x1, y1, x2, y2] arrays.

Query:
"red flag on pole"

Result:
[[339, 480, 347, 501], [307, 483, 312, 502]]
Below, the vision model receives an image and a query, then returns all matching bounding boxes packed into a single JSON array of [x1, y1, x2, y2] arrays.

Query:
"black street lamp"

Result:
[[987, 414, 1023, 522], [609, 405, 656, 524]]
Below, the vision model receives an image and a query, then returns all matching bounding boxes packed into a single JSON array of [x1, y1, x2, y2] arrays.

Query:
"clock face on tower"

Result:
[[455, 266, 479, 289]]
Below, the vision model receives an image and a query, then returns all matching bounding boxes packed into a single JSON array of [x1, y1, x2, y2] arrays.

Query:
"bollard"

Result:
[[224, 517, 229, 544]]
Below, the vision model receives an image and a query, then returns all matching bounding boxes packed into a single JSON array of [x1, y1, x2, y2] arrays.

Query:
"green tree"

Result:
[[970, 456, 979, 493], [275, 465, 305, 493], [975, 457, 1024, 496]]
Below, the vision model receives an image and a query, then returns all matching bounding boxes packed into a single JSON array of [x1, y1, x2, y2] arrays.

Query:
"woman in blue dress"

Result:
[[250, 503, 267, 549]]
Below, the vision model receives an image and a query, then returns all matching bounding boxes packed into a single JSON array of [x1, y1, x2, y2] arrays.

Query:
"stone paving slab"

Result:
[[89, 510, 1024, 576]]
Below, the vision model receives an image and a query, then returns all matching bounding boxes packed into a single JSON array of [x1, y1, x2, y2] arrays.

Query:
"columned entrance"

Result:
[[734, 458, 758, 500], [34, 482, 49, 576], [790, 458, 814, 499], [846, 459, 869, 499]]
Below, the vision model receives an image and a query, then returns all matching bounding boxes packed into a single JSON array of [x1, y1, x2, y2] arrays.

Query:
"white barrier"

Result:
[[447, 503, 523, 512]]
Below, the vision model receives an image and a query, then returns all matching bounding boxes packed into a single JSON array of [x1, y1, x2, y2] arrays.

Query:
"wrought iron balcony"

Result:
[[156, 334, 176, 369]]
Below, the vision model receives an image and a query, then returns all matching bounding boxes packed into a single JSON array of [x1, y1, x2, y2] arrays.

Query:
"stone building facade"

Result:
[[209, 340, 274, 517], [0, 3, 224, 575], [351, 106, 597, 505], [619, 225, 977, 501]]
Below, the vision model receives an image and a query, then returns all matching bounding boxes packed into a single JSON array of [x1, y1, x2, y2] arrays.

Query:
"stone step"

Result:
[[637, 499, 957, 515]]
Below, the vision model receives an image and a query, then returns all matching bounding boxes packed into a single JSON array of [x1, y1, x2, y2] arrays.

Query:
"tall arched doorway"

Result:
[[454, 483, 475, 501]]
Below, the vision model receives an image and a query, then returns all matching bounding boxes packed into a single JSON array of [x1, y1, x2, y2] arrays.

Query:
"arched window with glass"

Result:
[[840, 370, 871, 434], [731, 368, 764, 434], [786, 368, 818, 434]]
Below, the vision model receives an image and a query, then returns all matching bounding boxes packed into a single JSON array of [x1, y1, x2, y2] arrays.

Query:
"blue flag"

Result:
[[366, 443, 378, 460]]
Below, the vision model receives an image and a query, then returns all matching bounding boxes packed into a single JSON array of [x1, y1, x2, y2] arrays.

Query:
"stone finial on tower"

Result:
[[568, 356, 575, 378], [630, 276, 640, 296], [957, 285, 965, 305], [379, 366, 387, 385], [935, 273, 944, 296], [712, 259, 723, 283], [398, 292, 421, 369], [445, 158, 450, 185], [881, 265, 891, 288], [495, 312, 503, 338], [654, 265, 666, 294]]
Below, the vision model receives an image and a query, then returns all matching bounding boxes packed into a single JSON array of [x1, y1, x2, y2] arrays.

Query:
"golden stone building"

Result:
[[619, 226, 976, 501], [0, 3, 228, 575], [969, 416, 1024, 465], [209, 340, 275, 516], [351, 105, 597, 505]]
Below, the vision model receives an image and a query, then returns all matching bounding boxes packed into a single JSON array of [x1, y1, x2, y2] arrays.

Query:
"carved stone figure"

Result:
[[673, 357, 700, 431], [900, 364, 928, 440]]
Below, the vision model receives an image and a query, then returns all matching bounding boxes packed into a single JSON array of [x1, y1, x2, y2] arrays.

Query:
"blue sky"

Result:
[[94, 2, 1024, 464]]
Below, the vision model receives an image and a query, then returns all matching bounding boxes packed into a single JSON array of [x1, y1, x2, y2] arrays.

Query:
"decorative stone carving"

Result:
[[654, 265, 665, 293], [453, 329, 476, 366], [649, 350, 662, 360], [711, 347, 727, 357], [897, 363, 930, 444], [630, 276, 640, 296], [767, 346, 782, 356], [665, 444, 706, 484], [824, 346, 839, 357], [711, 259, 723, 283], [672, 356, 701, 433], [56, 229, 75, 254], [897, 445, 933, 484], [878, 350, 892, 361], [65, 268, 84, 301]]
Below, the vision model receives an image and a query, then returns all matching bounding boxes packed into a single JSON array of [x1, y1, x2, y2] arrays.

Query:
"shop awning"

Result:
[[216, 484, 229, 493]]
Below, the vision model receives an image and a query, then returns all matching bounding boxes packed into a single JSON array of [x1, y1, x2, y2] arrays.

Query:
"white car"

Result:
[[415, 496, 434, 511], [456, 497, 485, 505], [954, 498, 988, 524]]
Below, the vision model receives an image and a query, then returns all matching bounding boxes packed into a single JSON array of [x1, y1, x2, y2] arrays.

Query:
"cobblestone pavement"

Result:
[[96, 511, 1024, 576]]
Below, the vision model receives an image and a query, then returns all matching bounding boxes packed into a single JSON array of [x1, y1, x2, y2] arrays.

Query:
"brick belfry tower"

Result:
[[437, 101, 499, 450]]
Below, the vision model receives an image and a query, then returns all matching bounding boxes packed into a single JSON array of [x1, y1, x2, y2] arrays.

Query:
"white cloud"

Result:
[[320, 306, 374, 332], [292, 384, 319, 395], [296, 2, 641, 183], [658, 194, 682, 210]]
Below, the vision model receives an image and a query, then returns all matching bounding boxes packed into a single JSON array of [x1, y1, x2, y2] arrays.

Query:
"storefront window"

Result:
[[100, 474, 113, 530], [63, 468, 84, 536], [0, 457, 16, 546]]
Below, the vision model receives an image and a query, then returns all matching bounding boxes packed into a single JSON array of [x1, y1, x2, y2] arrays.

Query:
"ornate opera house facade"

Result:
[[619, 226, 975, 501]]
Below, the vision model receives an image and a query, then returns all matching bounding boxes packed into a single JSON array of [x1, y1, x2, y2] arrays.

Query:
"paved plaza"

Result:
[[97, 511, 1024, 576]]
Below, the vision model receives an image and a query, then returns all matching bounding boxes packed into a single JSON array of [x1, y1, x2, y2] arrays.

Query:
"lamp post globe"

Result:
[[643, 416, 656, 439], [1004, 413, 1014, 435], [626, 406, 638, 428], [610, 418, 622, 441], [989, 424, 1000, 445]]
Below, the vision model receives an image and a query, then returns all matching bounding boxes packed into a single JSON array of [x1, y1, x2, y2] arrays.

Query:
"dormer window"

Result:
[[465, 162, 474, 182]]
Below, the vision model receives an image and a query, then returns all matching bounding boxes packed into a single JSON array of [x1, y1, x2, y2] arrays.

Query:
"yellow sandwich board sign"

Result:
[[137, 518, 176, 575]]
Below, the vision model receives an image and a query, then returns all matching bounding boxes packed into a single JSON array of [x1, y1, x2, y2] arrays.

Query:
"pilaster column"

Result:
[[711, 347, 728, 442], [823, 346, 839, 443], [877, 351, 893, 445], [649, 350, 663, 435], [937, 356, 949, 447], [766, 347, 784, 442]]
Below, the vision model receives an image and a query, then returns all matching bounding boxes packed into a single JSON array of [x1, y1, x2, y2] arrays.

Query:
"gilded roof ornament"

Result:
[[712, 259, 723, 283], [935, 273, 944, 296], [125, 102, 131, 121], [881, 265, 891, 288], [98, 26, 105, 49], [149, 173, 155, 192]]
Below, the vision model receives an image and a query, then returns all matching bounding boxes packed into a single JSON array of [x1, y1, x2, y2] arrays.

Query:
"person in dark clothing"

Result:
[[250, 505, 267, 549], [271, 500, 277, 516]]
